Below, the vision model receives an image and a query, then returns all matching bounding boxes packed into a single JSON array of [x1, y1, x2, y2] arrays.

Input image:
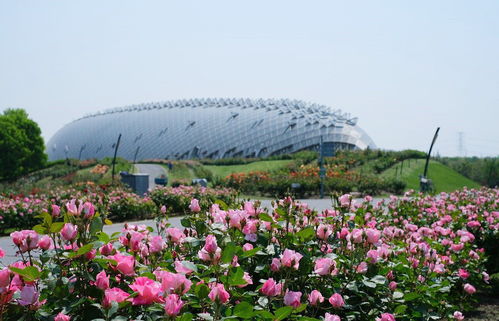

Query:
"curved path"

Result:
[[134, 163, 167, 190]]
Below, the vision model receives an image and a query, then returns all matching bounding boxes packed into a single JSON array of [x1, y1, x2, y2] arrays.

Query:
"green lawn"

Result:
[[381, 158, 480, 193], [204, 160, 293, 179]]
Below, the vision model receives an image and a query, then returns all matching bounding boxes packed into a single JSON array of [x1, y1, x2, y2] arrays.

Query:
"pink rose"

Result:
[[108, 253, 135, 276], [242, 243, 254, 251], [103, 287, 129, 308], [329, 293, 345, 308], [377, 313, 395, 321], [51, 204, 61, 217], [389, 281, 397, 291], [18, 285, 39, 306], [325, 313, 341, 321], [164, 294, 184, 316], [95, 270, 109, 290], [317, 224, 332, 240], [61, 223, 78, 241], [284, 290, 302, 309], [165, 228, 185, 244], [0, 268, 10, 288], [270, 258, 281, 272], [82, 201, 95, 219], [339, 194, 351, 207], [260, 278, 282, 297], [314, 257, 336, 276], [189, 199, 201, 212], [38, 235, 52, 250], [453, 311, 464, 320], [463, 283, 476, 295], [356, 262, 368, 274], [365, 228, 381, 244], [54, 312, 71, 321], [458, 269, 470, 279], [208, 283, 230, 303], [280, 249, 303, 270], [156, 271, 192, 295], [129, 277, 162, 305], [174, 261, 194, 275], [149, 236, 166, 253], [308, 290, 324, 306], [0, 247, 4, 258], [203, 235, 218, 253]]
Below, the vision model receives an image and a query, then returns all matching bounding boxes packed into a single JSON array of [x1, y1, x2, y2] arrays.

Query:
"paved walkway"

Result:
[[134, 163, 167, 191]]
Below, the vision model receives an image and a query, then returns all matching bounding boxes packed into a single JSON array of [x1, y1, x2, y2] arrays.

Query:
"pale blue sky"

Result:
[[1, 1, 498, 156]]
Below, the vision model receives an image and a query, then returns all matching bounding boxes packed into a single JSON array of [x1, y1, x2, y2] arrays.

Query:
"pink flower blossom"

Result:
[[0, 247, 4, 258], [280, 249, 303, 270], [453, 311, 464, 320], [103, 287, 129, 308], [108, 253, 135, 276], [325, 314, 341, 321], [155, 271, 192, 295], [260, 278, 282, 297], [174, 261, 194, 275], [463, 283, 476, 295], [329, 293, 345, 308], [208, 283, 230, 303], [458, 269, 470, 279], [38, 235, 52, 250], [284, 290, 302, 309], [339, 194, 351, 207], [356, 261, 368, 274], [189, 198, 201, 212], [365, 228, 381, 244], [0, 268, 10, 289], [51, 205, 61, 217], [18, 285, 39, 306], [389, 281, 397, 291], [317, 224, 332, 240], [377, 313, 395, 321], [242, 243, 254, 251], [164, 294, 184, 316], [308, 290, 324, 306], [129, 277, 162, 305], [149, 235, 166, 253], [61, 223, 78, 241], [314, 257, 336, 276], [95, 270, 109, 290], [54, 312, 71, 321]]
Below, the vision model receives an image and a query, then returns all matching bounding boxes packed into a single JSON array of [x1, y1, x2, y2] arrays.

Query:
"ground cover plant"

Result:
[[0, 187, 497, 320]]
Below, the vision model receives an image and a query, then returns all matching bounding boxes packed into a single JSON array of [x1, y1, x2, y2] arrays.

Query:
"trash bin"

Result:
[[192, 178, 208, 187], [120, 172, 149, 195]]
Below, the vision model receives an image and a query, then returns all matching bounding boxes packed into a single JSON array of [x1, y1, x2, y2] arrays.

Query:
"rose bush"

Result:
[[0, 187, 497, 320]]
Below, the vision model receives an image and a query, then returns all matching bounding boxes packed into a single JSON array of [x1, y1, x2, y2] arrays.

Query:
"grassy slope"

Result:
[[160, 163, 196, 186], [381, 159, 480, 192], [204, 160, 293, 178]]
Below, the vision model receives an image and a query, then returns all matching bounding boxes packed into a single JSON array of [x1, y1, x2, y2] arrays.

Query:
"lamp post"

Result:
[[111, 133, 122, 184]]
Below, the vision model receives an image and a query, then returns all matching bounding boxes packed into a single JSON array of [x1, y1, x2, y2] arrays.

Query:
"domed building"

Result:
[[47, 98, 376, 161]]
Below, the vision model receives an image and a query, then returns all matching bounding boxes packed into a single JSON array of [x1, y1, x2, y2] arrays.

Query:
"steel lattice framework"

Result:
[[47, 98, 376, 161]]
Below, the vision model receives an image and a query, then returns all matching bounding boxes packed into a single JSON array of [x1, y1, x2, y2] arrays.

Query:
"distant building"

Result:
[[47, 98, 376, 161]]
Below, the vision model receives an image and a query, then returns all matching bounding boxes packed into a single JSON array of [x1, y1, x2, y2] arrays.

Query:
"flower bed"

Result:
[[0, 188, 497, 320], [149, 185, 238, 214]]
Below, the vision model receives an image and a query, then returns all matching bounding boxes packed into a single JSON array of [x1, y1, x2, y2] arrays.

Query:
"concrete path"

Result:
[[0, 197, 383, 265], [134, 163, 167, 190]]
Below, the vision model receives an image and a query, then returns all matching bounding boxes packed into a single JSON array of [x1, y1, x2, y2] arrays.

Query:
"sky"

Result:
[[0, 0, 498, 157]]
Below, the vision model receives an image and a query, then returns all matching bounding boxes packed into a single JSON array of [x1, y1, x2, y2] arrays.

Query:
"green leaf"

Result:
[[296, 227, 315, 242], [104, 219, 113, 225], [215, 199, 229, 211], [50, 222, 65, 233], [393, 291, 404, 299], [33, 224, 47, 235], [74, 243, 94, 257], [240, 247, 261, 258], [195, 284, 209, 299], [371, 275, 386, 284], [181, 218, 191, 228], [228, 267, 246, 286], [404, 292, 420, 301], [90, 217, 103, 235], [256, 311, 275, 319], [362, 280, 377, 288], [258, 213, 274, 222], [221, 242, 239, 264], [179, 313, 194, 321], [97, 232, 110, 243], [294, 303, 307, 313], [10, 266, 40, 282], [233, 301, 254, 318], [394, 304, 407, 315], [275, 307, 293, 321], [179, 261, 198, 273]]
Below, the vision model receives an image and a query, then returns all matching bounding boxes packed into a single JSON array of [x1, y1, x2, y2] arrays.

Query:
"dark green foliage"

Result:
[[0, 109, 47, 181], [439, 157, 498, 187]]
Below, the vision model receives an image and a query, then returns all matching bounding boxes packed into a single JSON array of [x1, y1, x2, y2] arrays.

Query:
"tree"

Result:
[[0, 109, 47, 181]]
